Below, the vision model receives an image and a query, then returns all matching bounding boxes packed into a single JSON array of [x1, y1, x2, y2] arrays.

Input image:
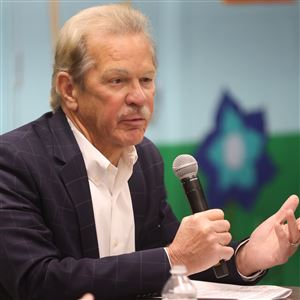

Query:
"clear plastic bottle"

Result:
[[161, 265, 197, 300]]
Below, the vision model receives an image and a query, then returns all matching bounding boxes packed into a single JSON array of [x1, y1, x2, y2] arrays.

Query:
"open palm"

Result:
[[240, 195, 300, 273]]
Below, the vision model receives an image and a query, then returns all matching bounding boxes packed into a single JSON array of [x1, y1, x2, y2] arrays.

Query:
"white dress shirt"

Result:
[[68, 118, 137, 258]]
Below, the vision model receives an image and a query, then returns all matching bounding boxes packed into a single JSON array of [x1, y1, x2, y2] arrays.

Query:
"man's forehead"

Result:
[[86, 31, 150, 50], [86, 31, 154, 61], [85, 36, 156, 73]]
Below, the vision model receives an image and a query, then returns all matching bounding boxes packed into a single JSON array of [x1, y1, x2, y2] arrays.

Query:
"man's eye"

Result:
[[141, 77, 153, 84], [111, 78, 123, 84]]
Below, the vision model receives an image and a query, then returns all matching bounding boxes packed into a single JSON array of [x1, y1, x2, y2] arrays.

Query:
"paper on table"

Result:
[[191, 280, 292, 299]]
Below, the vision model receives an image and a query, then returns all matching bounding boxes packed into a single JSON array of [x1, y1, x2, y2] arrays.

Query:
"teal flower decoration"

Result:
[[195, 92, 276, 209]]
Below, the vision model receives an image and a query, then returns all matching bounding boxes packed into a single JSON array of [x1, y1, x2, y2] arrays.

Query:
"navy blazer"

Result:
[[0, 110, 254, 300]]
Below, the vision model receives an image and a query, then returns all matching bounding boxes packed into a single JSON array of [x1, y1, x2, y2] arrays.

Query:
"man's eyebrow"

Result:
[[102, 69, 156, 77], [102, 68, 129, 76], [143, 70, 156, 76]]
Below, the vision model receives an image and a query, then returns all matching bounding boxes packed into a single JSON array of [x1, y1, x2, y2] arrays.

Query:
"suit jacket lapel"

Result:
[[46, 109, 99, 258]]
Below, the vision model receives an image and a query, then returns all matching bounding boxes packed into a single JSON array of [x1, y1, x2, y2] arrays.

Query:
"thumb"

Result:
[[78, 294, 94, 300], [275, 195, 299, 222]]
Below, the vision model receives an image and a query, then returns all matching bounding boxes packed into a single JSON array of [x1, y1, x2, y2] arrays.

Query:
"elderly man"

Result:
[[0, 4, 299, 300]]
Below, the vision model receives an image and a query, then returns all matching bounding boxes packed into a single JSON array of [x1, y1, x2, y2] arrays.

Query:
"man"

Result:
[[0, 4, 299, 300]]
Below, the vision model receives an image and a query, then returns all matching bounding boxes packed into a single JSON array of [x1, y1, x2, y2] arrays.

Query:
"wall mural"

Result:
[[195, 91, 276, 209]]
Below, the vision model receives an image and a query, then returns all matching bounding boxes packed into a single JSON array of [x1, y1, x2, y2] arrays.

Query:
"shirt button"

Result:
[[113, 240, 118, 248]]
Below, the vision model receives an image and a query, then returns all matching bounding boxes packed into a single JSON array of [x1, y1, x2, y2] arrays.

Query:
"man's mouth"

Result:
[[120, 117, 146, 127]]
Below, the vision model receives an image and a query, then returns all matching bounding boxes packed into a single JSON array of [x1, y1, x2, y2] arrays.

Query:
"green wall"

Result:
[[157, 133, 300, 286]]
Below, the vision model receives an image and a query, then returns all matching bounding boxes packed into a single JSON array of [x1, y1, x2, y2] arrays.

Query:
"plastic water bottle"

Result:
[[162, 265, 197, 299]]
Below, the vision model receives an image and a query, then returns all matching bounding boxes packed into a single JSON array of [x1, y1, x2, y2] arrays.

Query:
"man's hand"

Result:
[[167, 209, 234, 275], [236, 194, 300, 276], [78, 293, 94, 300]]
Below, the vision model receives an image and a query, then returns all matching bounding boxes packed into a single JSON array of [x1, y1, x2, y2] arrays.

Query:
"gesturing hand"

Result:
[[78, 293, 94, 300], [167, 209, 234, 275], [236, 194, 300, 276]]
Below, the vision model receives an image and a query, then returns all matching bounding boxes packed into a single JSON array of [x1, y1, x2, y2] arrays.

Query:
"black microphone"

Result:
[[172, 154, 229, 279]]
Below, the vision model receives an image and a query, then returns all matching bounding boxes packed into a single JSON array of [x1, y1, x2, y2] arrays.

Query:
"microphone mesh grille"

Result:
[[172, 154, 198, 180]]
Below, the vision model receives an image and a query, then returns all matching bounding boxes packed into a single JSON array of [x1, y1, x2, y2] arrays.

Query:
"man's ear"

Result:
[[56, 71, 79, 111]]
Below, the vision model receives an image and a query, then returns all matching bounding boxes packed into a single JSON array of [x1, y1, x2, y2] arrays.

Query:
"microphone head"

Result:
[[172, 154, 198, 180]]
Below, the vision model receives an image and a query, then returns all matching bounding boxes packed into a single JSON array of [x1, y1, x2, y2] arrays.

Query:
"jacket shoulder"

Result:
[[0, 112, 53, 149]]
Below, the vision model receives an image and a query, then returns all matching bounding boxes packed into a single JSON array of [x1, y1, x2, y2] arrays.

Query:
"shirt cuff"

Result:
[[235, 239, 266, 282], [164, 247, 172, 268]]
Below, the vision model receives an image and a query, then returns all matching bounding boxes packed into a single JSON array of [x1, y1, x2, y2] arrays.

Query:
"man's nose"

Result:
[[125, 81, 146, 106]]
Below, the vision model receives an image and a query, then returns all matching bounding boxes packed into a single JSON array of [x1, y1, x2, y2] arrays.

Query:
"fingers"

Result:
[[273, 195, 300, 245], [212, 219, 231, 233], [167, 209, 233, 275], [190, 211, 230, 236], [276, 195, 299, 222], [217, 232, 232, 247], [297, 218, 300, 230], [274, 222, 295, 263], [192, 209, 226, 225], [78, 293, 94, 300], [215, 232, 233, 261], [274, 222, 288, 244], [200, 209, 224, 221], [221, 245, 235, 261], [286, 210, 300, 244]]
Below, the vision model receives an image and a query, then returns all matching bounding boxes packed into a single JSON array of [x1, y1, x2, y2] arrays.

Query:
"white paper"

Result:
[[191, 280, 292, 299]]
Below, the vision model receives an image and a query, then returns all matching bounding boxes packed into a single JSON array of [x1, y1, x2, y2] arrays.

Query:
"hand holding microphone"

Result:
[[166, 154, 232, 277]]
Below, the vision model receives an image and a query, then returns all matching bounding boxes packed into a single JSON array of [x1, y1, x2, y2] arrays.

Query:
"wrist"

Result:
[[166, 245, 179, 265], [236, 242, 258, 276], [166, 245, 186, 271]]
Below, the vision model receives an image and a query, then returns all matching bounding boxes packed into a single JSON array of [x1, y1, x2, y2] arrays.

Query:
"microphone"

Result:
[[172, 154, 229, 279]]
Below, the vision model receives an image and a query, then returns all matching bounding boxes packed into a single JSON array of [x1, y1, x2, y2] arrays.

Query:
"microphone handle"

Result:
[[182, 177, 209, 212], [182, 177, 229, 279]]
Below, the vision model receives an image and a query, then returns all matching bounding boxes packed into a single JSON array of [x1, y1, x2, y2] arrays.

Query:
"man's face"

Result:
[[72, 33, 156, 155]]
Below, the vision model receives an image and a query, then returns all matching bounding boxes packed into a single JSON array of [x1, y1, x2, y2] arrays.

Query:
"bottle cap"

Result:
[[170, 265, 187, 275]]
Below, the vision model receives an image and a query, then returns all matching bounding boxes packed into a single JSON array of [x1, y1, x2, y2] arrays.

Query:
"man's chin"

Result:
[[114, 128, 146, 148], [124, 131, 145, 146]]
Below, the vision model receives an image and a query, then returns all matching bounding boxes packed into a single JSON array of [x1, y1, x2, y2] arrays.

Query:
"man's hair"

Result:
[[50, 3, 156, 111]]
